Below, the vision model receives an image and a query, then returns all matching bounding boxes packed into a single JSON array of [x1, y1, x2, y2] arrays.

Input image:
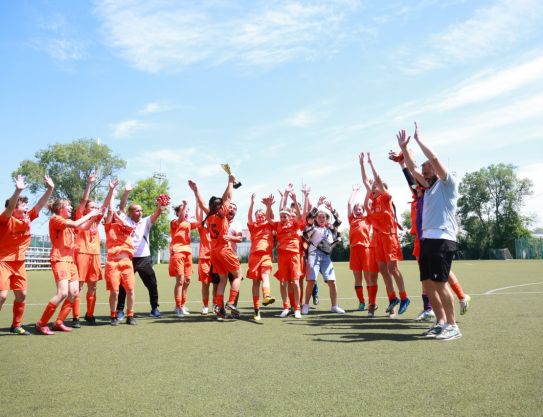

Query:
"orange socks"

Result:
[[228, 289, 239, 305], [12, 301, 25, 328], [175, 296, 182, 308], [399, 291, 408, 301], [72, 295, 81, 319], [450, 282, 465, 300], [127, 309, 134, 317], [38, 302, 58, 326], [86, 293, 96, 316], [367, 285, 378, 305], [253, 295, 260, 310], [387, 290, 397, 301], [216, 294, 224, 308], [56, 299, 73, 325]]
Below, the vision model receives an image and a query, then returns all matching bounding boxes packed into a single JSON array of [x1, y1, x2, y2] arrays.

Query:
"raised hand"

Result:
[[318, 195, 326, 206], [301, 184, 311, 195], [188, 180, 198, 192], [87, 172, 97, 185], [125, 182, 133, 192], [14, 175, 27, 191], [388, 150, 404, 163], [325, 200, 333, 211], [250, 193, 255, 202], [352, 184, 360, 192], [109, 177, 119, 189], [396, 129, 410, 148], [367, 152, 372, 164], [414, 121, 420, 141], [359, 152, 365, 165], [44, 175, 55, 189]]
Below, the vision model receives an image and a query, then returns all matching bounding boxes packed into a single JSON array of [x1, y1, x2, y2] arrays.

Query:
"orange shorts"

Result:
[[169, 252, 193, 278], [198, 258, 211, 284], [76, 253, 102, 282], [52, 261, 79, 282], [413, 238, 420, 259], [0, 260, 27, 291], [274, 250, 301, 282], [246, 252, 273, 280], [105, 257, 135, 291], [367, 246, 379, 273], [210, 247, 240, 275], [349, 245, 372, 272], [374, 233, 403, 263]]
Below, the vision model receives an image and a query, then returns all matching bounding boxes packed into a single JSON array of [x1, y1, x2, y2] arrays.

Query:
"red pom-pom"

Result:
[[156, 194, 171, 206]]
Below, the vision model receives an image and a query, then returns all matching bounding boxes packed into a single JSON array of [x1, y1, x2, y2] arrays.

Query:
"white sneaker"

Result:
[[182, 307, 191, 315], [415, 309, 436, 322], [436, 324, 462, 341], [279, 308, 290, 318], [331, 305, 345, 314], [201, 306, 209, 315], [175, 307, 184, 318], [459, 294, 471, 315], [301, 304, 310, 315], [294, 310, 302, 319]]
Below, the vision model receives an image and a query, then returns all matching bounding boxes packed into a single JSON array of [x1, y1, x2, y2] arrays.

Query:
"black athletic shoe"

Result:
[[71, 318, 81, 329], [126, 316, 137, 325], [84, 314, 97, 326], [110, 318, 119, 326]]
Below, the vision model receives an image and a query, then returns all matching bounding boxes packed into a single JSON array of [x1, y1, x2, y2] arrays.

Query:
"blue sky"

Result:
[[1, 0, 542, 236]]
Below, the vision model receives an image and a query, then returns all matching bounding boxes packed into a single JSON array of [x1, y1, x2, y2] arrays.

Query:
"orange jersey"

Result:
[[248, 222, 274, 255], [49, 215, 77, 262], [74, 207, 102, 255], [170, 219, 196, 254], [273, 219, 302, 253], [104, 222, 135, 260], [0, 208, 39, 261], [198, 225, 211, 260], [348, 214, 371, 247], [207, 202, 231, 252], [368, 193, 396, 234]]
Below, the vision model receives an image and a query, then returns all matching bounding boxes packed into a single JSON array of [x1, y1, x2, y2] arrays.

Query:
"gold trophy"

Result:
[[221, 164, 242, 189]]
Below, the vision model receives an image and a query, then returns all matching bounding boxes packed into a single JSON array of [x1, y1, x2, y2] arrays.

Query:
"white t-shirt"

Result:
[[308, 226, 333, 254], [122, 214, 152, 257], [228, 221, 242, 253]]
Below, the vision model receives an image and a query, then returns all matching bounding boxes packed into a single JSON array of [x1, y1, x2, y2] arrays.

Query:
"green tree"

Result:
[[13, 139, 126, 205], [128, 178, 171, 258], [458, 163, 533, 258]]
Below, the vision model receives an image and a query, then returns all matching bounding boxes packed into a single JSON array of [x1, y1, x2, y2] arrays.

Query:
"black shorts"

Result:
[[209, 265, 234, 284], [419, 239, 457, 282]]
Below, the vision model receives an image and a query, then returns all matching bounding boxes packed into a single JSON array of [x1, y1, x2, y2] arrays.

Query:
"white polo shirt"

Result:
[[123, 214, 152, 257]]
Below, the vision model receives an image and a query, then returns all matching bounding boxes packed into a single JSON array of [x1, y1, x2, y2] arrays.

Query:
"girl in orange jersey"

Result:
[[103, 201, 137, 326], [70, 174, 118, 327], [247, 193, 276, 321], [188, 175, 242, 320], [263, 192, 303, 319], [169, 200, 196, 318], [0, 175, 54, 335], [347, 185, 379, 314], [35, 199, 101, 335], [195, 203, 212, 315]]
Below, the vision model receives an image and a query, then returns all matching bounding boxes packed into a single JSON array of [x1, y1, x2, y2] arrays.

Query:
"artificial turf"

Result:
[[1, 260, 542, 417]]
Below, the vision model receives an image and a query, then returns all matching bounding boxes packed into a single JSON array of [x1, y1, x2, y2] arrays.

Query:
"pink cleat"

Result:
[[52, 322, 73, 332], [35, 323, 55, 335]]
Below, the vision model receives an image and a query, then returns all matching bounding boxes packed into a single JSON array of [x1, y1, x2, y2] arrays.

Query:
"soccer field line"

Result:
[[6, 289, 543, 308], [483, 281, 543, 295]]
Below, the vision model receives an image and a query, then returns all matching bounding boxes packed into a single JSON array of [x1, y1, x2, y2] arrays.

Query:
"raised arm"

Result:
[[359, 153, 371, 192], [367, 152, 386, 194], [150, 199, 165, 225], [301, 184, 311, 218], [119, 182, 133, 213], [280, 183, 293, 211], [101, 177, 119, 214], [32, 175, 55, 214], [195, 200, 203, 223], [64, 208, 101, 229], [396, 129, 428, 187], [4, 175, 27, 218], [177, 200, 188, 221], [78, 173, 96, 213], [290, 192, 302, 221], [248, 193, 255, 225], [347, 185, 360, 217], [412, 121, 448, 180], [221, 175, 235, 205], [104, 198, 114, 224], [262, 195, 275, 224], [188, 180, 209, 215]]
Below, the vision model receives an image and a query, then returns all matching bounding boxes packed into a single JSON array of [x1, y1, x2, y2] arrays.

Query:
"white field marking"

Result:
[[483, 281, 543, 295], [8, 290, 543, 308]]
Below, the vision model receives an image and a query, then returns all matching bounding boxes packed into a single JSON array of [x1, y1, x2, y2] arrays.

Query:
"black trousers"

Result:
[[116, 256, 159, 311]]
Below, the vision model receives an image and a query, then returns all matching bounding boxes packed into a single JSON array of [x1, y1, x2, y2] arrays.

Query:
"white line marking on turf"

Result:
[[483, 282, 543, 295]]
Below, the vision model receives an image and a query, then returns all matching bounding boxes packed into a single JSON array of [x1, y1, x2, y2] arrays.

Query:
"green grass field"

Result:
[[1, 260, 542, 417]]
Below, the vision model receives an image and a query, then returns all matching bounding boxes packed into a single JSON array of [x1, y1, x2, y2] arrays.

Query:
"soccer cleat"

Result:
[[214, 305, 226, 320], [225, 302, 240, 319], [110, 318, 119, 326], [71, 318, 81, 329], [201, 306, 209, 315], [386, 298, 400, 314], [175, 307, 184, 318], [35, 323, 55, 335], [367, 304, 378, 318], [262, 296, 276, 306], [294, 310, 302, 319], [460, 294, 471, 315], [423, 323, 443, 338], [181, 307, 191, 315], [279, 308, 291, 318], [149, 308, 161, 318], [301, 304, 310, 315], [84, 315, 97, 326], [331, 305, 346, 314], [253, 310, 262, 321], [436, 324, 462, 341], [53, 322, 73, 332], [126, 316, 137, 325], [358, 302, 366, 312], [415, 309, 436, 322], [116, 310, 125, 321], [10, 326, 30, 336], [398, 298, 411, 315]]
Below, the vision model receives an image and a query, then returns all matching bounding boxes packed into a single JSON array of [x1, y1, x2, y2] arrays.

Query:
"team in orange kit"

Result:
[[169, 200, 196, 317], [246, 192, 276, 321], [0, 175, 54, 335], [35, 198, 101, 335]]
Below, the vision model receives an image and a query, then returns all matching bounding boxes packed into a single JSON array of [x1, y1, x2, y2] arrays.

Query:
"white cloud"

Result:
[[139, 101, 176, 114], [111, 119, 147, 138], [407, 0, 543, 73], [94, 0, 360, 72], [33, 38, 86, 61], [286, 109, 317, 127]]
